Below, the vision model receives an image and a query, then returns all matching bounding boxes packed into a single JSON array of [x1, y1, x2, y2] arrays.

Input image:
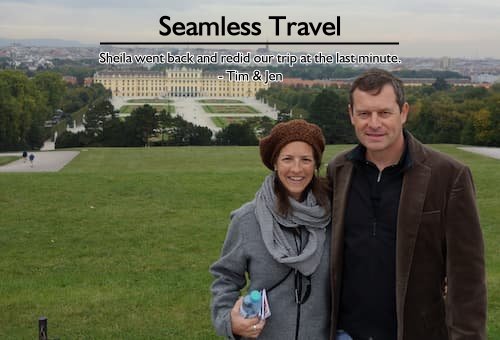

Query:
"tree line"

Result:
[[257, 79, 500, 146], [0, 70, 270, 149], [0, 69, 110, 151], [151, 63, 465, 81], [2, 68, 499, 150], [56, 102, 275, 148], [56, 103, 214, 148]]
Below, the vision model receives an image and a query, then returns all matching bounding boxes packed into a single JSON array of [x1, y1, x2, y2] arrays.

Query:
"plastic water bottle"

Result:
[[239, 290, 261, 318]]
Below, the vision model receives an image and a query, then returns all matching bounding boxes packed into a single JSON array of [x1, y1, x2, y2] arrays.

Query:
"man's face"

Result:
[[349, 84, 409, 157]]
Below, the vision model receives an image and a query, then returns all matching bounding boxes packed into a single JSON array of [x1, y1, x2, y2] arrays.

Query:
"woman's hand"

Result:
[[230, 297, 266, 338]]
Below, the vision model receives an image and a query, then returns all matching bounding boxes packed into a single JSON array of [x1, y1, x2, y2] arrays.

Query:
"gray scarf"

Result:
[[254, 173, 331, 276]]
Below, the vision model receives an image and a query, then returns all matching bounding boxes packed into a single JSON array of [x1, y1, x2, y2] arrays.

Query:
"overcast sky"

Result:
[[0, 0, 499, 58]]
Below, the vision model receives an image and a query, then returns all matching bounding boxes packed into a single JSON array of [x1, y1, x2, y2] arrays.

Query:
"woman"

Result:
[[210, 119, 331, 339]]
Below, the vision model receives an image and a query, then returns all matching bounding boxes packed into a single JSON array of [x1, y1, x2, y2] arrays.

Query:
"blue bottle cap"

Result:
[[249, 290, 261, 302]]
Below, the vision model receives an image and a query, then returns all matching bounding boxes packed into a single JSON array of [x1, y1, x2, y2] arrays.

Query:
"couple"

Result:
[[210, 69, 486, 340]]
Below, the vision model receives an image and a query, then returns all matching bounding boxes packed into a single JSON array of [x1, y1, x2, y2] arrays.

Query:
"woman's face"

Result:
[[274, 141, 316, 201]]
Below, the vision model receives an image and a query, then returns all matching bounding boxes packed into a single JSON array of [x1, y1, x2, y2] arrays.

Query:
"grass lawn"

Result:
[[197, 99, 243, 104], [0, 156, 20, 166], [126, 99, 173, 103], [0, 145, 498, 339], [119, 105, 176, 114], [202, 105, 259, 114], [211, 116, 248, 128]]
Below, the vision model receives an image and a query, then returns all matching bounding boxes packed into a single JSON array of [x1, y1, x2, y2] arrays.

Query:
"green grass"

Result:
[[202, 105, 259, 114], [197, 99, 243, 104], [0, 145, 498, 339], [211, 116, 248, 128], [119, 105, 176, 114], [0, 156, 20, 166], [126, 99, 173, 103]]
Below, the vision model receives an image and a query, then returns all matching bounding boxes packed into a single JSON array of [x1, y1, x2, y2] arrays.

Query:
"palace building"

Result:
[[93, 67, 268, 98]]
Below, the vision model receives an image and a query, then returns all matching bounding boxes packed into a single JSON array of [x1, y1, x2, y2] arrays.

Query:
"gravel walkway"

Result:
[[0, 151, 80, 172], [459, 147, 500, 160]]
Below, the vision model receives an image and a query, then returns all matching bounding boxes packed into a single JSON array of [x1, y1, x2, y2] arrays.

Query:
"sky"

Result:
[[0, 0, 499, 58]]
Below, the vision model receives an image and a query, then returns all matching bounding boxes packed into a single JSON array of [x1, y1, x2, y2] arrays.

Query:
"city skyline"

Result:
[[0, 0, 499, 58]]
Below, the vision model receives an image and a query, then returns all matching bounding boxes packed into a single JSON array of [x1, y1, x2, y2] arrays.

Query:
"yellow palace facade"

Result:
[[93, 67, 268, 98]]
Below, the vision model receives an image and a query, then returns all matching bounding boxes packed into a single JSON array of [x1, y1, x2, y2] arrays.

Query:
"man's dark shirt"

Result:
[[338, 138, 412, 340]]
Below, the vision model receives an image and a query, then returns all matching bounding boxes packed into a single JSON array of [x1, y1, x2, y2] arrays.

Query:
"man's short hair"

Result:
[[349, 69, 406, 111]]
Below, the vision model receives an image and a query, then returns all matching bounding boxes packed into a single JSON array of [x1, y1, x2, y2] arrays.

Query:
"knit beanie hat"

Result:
[[259, 119, 326, 170]]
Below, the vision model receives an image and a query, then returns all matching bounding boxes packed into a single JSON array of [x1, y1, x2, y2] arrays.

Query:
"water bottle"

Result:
[[239, 290, 261, 318]]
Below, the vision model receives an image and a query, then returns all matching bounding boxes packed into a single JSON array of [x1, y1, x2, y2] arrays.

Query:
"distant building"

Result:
[[471, 73, 500, 84], [281, 77, 347, 88], [83, 77, 93, 87], [439, 56, 452, 70], [93, 67, 268, 98], [62, 76, 77, 85], [401, 78, 472, 86], [280, 77, 475, 88]]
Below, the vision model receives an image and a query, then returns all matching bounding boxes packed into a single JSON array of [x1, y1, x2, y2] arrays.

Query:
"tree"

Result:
[[472, 109, 492, 145], [129, 105, 159, 146], [246, 116, 274, 138], [186, 125, 213, 145], [101, 117, 133, 147], [460, 117, 476, 145], [55, 131, 89, 148], [27, 120, 45, 148], [0, 70, 48, 150], [308, 89, 353, 144], [85, 99, 114, 139], [33, 71, 66, 111], [62, 87, 89, 113], [215, 123, 258, 145], [432, 77, 450, 91], [408, 95, 463, 143]]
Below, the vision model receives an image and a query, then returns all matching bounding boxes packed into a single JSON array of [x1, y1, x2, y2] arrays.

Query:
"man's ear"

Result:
[[348, 104, 355, 125], [401, 102, 409, 125]]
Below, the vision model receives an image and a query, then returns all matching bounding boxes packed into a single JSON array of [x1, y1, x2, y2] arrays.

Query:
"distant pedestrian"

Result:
[[29, 153, 35, 167], [22, 151, 28, 163]]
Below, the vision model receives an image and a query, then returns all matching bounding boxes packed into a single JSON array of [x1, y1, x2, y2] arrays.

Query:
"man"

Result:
[[327, 69, 486, 340], [29, 153, 35, 168]]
